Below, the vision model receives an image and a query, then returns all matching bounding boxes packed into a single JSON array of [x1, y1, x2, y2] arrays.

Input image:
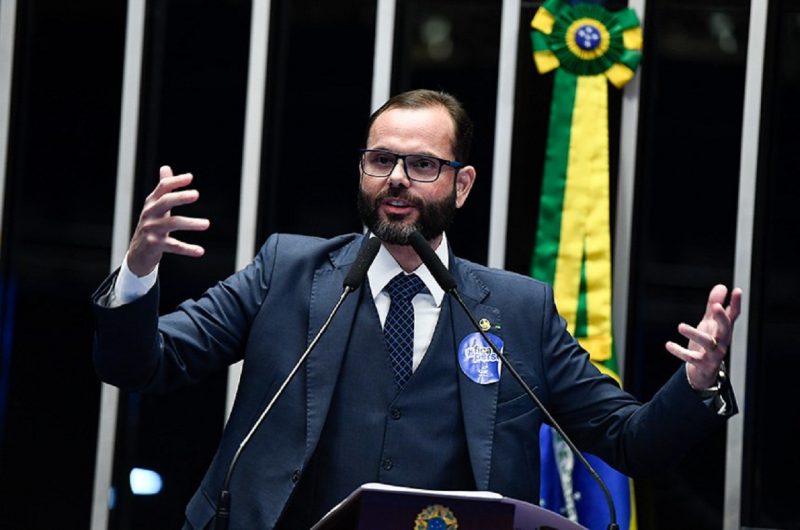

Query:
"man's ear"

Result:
[[454, 165, 476, 209]]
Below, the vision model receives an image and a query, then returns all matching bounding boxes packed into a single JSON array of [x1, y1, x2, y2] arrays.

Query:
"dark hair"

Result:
[[365, 89, 474, 163]]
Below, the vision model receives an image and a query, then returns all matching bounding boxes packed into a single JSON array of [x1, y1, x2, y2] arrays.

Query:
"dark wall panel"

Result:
[[257, 0, 377, 244], [0, 1, 126, 528], [742, 1, 800, 527], [626, 2, 749, 528]]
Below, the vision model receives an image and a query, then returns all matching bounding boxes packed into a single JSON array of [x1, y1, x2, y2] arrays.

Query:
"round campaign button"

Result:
[[457, 332, 503, 385]]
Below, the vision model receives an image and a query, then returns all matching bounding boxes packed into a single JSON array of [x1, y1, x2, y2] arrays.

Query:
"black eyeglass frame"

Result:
[[359, 148, 464, 183]]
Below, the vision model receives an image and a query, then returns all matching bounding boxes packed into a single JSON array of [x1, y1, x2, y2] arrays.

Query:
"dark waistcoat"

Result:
[[277, 286, 475, 528]]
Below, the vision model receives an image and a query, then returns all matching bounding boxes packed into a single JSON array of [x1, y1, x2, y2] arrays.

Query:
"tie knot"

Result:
[[385, 273, 426, 302]]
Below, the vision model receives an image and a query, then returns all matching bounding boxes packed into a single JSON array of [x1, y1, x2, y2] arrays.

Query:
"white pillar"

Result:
[[0, 0, 18, 248], [370, 0, 397, 111], [612, 0, 646, 380], [487, 0, 521, 270], [724, 1, 769, 528], [226, 0, 273, 422], [91, 1, 147, 528]]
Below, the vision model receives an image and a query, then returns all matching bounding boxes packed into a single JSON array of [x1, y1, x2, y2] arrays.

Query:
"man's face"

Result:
[[357, 105, 475, 244]]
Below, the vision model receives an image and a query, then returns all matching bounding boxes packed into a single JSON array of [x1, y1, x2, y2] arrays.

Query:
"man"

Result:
[[93, 89, 741, 529]]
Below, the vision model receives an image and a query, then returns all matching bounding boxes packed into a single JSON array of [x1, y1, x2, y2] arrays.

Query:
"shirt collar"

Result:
[[367, 232, 449, 307]]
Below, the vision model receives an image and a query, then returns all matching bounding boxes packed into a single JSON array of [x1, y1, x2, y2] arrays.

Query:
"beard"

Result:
[[357, 185, 457, 245]]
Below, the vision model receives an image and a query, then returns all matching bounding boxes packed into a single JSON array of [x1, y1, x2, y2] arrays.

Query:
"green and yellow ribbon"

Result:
[[529, 2, 642, 528], [530, 0, 641, 369]]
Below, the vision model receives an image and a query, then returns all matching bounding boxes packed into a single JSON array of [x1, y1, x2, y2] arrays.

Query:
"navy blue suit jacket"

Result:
[[92, 233, 732, 529]]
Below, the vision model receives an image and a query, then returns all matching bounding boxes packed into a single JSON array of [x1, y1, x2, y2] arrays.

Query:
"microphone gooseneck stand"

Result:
[[213, 236, 382, 530], [408, 231, 619, 530]]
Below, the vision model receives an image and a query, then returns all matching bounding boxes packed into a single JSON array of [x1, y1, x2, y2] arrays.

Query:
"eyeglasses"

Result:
[[359, 149, 463, 183]]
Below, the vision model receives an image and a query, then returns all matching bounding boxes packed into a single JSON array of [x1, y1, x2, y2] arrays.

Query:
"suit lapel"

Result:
[[450, 259, 502, 491], [303, 236, 366, 460]]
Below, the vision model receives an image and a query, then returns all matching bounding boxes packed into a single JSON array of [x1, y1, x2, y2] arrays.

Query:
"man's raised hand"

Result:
[[665, 284, 743, 390], [127, 165, 210, 277]]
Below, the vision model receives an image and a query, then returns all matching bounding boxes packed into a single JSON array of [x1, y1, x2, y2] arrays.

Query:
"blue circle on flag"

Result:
[[575, 24, 602, 50], [458, 332, 503, 385]]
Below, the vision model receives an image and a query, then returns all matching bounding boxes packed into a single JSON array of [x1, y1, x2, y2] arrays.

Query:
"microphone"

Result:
[[407, 231, 620, 530], [344, 235, 382, 289], [214, 236, 381, 530]]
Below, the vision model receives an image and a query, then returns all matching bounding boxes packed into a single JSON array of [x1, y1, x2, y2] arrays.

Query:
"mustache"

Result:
[[373, 188, 424, 208]]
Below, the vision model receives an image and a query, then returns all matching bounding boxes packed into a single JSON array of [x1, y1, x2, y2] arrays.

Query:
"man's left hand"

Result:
[[665, 284, 743, 390]]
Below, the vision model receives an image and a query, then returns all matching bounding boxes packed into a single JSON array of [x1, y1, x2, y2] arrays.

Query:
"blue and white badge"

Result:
[[458, 332, 503, 385]]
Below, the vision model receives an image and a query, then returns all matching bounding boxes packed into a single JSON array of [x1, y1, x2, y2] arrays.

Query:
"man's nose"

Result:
[[387, 158, 409, 185]]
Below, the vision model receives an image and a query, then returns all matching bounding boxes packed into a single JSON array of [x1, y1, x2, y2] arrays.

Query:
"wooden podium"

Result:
[[312, 483, 587, 530]]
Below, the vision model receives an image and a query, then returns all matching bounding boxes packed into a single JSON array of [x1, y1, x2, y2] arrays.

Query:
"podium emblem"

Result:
[[414, 503, 458, 529]]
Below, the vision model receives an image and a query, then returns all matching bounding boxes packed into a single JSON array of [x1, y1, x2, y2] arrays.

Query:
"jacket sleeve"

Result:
[[538, 283, 736, 477], [91, 235, 280, 394]]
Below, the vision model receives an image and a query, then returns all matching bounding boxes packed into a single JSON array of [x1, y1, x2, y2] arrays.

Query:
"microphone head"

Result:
[[343, 236, 381, 290], [407, 231, 457, 292]]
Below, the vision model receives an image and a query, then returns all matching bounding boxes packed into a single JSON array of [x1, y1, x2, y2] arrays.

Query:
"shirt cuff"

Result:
[[110, 253, 158, 307], [686, 361, 730, 416]]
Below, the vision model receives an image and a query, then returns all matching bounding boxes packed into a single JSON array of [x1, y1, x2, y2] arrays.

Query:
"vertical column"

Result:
[[0, 0, 17, 242], [612, 0, 646, 380], [91, 1, 147, 528], [724, 1, 769, 528], [487, 0, 520, 270], [225, 0, 273, 421], [370, 0, 397, 112]]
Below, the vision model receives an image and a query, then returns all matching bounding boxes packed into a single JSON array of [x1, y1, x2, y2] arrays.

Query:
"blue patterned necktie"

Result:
[[384, 273, 426, 388]]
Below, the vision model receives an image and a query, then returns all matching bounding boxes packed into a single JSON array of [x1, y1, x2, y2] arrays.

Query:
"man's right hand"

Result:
[[127, 165, 211, 277]]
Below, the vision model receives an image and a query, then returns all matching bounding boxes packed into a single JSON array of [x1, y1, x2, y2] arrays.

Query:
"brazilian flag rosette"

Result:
[[531, 0, 642, 86], [528, 1, 641, 529]]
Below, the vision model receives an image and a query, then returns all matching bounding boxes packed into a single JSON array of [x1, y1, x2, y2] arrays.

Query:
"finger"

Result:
[[710, 303, 732, 346], [160, 215, 210, 233], [704, 284, 729, 319], [152, 173, 194, 200], [677, 322, 719, 353], [138, 216, 210, 238], [142, 189, 200, 219], [159, 165, 174, 180], [727, 287, 743, 322], [708, 286, 744, 348], [666, 342, 721, 377], [665, 341, 706, 364], [148, 172, 195, 202], [163, 236, 205, 258]]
